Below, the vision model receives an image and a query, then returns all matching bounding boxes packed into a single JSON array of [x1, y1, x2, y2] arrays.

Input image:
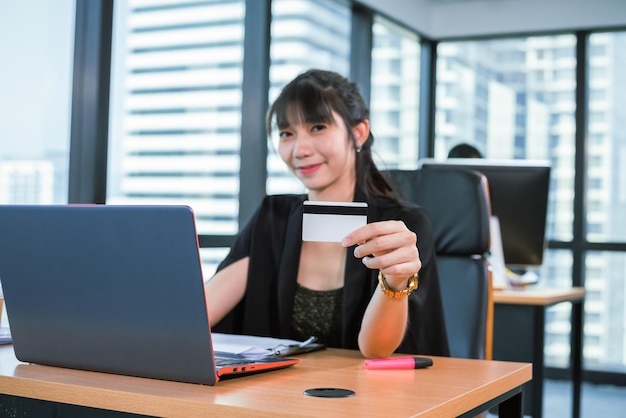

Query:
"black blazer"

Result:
[[212, 191, 450, 357]]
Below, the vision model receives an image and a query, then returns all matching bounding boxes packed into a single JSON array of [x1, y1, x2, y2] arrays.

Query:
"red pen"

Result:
[[364, 356, 433, 370]]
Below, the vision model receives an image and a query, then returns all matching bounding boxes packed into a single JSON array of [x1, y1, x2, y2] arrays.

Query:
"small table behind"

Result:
[[493, 286, 586, 418], [0, 345, 531, 417]]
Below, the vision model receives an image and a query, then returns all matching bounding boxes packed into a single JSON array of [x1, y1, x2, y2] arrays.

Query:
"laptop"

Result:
[[0, 204, 298, 385]]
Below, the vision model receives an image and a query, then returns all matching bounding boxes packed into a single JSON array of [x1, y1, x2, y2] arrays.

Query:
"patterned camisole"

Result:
[[291, 283, 343, 348]]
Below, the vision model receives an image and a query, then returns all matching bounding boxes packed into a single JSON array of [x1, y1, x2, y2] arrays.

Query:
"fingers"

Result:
[[361, 247, 420, 274], [342, 220, 407, 248], [342, 220, 421, 279]]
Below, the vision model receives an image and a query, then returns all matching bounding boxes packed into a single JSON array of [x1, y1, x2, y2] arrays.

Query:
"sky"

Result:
[[0, 1, 75, 159]]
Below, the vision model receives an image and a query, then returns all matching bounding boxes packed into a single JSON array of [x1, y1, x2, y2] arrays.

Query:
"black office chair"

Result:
[[385, 168, 493, 359]]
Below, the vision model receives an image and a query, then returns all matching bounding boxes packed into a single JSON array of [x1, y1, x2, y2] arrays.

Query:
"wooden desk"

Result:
[[493, 287, 586, 418], [0, 345, 531, 417]]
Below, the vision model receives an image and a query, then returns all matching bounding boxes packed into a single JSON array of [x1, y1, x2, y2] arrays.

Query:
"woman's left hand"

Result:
[[341, 220, 420, 289]]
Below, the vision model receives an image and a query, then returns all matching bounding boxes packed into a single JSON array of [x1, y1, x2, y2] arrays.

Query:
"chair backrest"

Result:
[[385, 168, 493, 359]]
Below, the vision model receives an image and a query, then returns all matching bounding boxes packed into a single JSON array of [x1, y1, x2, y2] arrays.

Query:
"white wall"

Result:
[[358, 0, 626, 39]]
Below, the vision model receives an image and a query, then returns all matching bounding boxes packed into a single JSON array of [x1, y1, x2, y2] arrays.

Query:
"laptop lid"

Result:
[[0, 205, 296, 385]]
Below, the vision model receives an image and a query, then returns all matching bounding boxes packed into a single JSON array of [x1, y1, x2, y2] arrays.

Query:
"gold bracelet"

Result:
[[378, 271, 419, 299]]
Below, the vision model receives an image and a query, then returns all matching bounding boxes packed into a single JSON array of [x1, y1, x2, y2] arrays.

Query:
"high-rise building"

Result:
[[0, 160, 55, 204]]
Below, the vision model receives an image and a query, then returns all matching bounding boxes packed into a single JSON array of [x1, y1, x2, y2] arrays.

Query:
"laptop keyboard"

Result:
[[214, 356, 257, 367]]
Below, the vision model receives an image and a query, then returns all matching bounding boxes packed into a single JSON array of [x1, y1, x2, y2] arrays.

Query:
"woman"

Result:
[[205, 69, 449, 358]]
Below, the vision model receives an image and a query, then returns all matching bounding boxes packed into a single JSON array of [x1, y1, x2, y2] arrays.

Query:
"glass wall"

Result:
[[107, 0, 247, 274], [586, 32, 626, 243], [584, 32, 626, 371], [266, 0, 351, 195], [543, 249, 574, 367], [108, 0, 246, 235], [435, 33, 626, 373], [0, 1, 75, 205], [370, 16, 421, 170], [435, 36, 578, 369]]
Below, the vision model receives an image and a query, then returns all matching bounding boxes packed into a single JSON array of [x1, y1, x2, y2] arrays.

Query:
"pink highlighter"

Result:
[[364, 356, 433, 370]]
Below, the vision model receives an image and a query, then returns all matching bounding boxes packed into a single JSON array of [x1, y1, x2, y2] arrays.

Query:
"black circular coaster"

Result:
[[303, 388, 356, 398]]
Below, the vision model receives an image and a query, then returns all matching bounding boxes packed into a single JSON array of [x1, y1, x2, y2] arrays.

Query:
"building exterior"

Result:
[[0, 160, 55, 204]]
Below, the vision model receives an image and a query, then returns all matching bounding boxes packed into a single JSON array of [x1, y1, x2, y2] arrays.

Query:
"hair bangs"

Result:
[[271, 78, 337, 131]]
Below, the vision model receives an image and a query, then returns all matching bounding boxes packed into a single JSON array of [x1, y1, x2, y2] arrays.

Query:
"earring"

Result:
[[356, 146, 362, 153]]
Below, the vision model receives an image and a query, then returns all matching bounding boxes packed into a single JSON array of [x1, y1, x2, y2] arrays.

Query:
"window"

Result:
[[435, 35, 577, 368], [549, 113, 560, 126], [266, 0, 351, 195], [589, 89, 606, 102], [584, 251, 626, 369], [0, 1, 75, 204], [586, 32, 626, 243], [435, 32, 626, 374], [582, 32, 626, 373], [554, 68, 575, 81], [590, 66, 607, 79], [107, 0, 246, 275], [370, 16, 421, 170], [542, 249, 573, 366], [589, 112, 606, 124], [589, 43, 607, 56], [554, 47, 574, 59]]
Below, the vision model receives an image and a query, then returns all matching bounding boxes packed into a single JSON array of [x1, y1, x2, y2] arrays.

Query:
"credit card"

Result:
[[302, 201, 368, 242]]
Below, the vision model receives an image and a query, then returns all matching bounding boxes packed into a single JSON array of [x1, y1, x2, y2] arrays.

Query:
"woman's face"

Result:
[[277, 110, 358, 201]]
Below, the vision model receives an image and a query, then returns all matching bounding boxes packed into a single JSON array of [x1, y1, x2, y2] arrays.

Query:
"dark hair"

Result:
[[448, 143, 483, 159], [266, 69, 395, 200]]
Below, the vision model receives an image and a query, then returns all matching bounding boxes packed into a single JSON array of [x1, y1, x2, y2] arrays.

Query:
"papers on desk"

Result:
[[489, 216, 508, 289], [0, 328, 323, 355], [488, 216, 539, 289], [211, 333, 324, 359]]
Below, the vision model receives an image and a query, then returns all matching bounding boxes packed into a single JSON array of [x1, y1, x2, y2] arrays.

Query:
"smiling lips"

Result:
[[297, 163, 323, 175]]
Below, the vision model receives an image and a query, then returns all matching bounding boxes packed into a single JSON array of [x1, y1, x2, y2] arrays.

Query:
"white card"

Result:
[[302, 201, 368, 242]]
